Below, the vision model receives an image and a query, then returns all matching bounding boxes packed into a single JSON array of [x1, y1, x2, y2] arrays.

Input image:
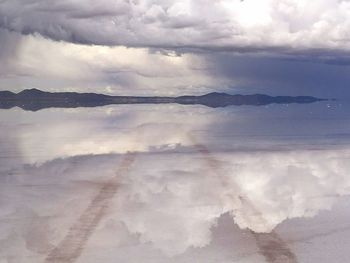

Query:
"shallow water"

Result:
[[1, 101, 350, 263]]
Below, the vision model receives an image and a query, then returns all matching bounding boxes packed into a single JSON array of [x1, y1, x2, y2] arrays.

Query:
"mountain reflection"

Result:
[[0, 89, 325, 111], [1, 102, 350, 262]]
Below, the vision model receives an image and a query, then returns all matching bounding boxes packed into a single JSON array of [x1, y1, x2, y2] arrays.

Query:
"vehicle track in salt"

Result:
[[188, 134, 298, 263], [45, 152, 136, 263]]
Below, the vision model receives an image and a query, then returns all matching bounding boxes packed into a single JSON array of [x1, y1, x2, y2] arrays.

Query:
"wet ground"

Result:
[[1, 101, 350, 262]]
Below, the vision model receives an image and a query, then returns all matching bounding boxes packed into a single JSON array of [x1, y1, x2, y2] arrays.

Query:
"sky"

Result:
[[1, 0, 350, 98], [2, 2, 350, 261]]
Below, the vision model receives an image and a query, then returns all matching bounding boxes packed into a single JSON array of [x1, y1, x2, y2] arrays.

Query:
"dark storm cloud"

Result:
[[0, 29, 22, 76], [0, 29, 19, 59], [205, 52, 350, 99], [1, 0, 350, 56], [1, 0, 350, 98]]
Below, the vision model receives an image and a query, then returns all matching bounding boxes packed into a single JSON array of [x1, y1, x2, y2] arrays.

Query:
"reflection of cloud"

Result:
[[1, 148, 350, 259], [117, 149, 350, 255], [10, 105, 215, 164], [10, 102, 350, 165], [2, 104, 350, 260]]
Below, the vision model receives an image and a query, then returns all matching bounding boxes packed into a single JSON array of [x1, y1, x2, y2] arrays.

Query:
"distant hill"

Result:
[[0, 89, 327, 111]]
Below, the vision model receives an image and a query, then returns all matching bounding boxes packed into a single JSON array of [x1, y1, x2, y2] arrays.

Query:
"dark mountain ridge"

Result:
[[0, 89, 327, 111]]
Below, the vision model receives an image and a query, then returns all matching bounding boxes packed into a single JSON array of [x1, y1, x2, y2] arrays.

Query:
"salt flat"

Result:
[[1, 101, 350, 263]]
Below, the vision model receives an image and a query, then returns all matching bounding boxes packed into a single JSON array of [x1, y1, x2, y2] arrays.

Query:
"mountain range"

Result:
[[0, 89, 327, 111]]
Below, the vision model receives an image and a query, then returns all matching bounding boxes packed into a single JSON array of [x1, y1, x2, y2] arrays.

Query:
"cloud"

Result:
[[0, 31, 220, 95], [203, 52, 350, 98], [1, 0, 350, 55], [1, 1, 350, 98], [3, 30, 350, 98], [0, 29, 23, 77]]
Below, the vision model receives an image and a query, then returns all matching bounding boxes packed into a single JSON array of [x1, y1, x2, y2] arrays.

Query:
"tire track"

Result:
[[253, 231, 298, 263], [188, 134, 298, 263], [45, 152, 136, 263]]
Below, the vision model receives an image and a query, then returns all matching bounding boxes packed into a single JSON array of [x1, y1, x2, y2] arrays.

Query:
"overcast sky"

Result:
[[1, 0, 350, 98]]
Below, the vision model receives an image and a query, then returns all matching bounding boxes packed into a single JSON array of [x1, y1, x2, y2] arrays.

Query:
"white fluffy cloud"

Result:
[[1, 0, 350, 53], [0, 32, 221, 95]]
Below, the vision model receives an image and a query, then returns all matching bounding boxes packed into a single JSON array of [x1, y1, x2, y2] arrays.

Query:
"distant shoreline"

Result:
[[0, 88, 327, 111]]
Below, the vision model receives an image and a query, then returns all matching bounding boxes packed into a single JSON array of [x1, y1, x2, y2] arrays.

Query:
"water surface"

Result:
[[1, 101, 350, 263]]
